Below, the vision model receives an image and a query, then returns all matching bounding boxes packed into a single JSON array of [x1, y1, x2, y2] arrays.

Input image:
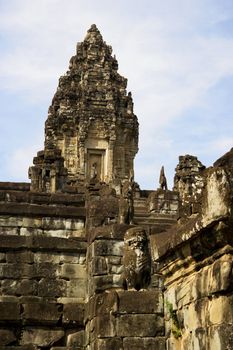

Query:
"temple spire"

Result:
[[84, 24, 103, 43], [29, 25, 138, 192]]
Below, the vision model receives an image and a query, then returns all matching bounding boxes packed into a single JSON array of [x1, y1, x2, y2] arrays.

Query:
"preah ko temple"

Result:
[[0, 25, 233, 350]]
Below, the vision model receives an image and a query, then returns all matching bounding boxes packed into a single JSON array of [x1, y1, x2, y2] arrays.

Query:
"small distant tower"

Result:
[[29, 25, 139, 192], [159, 166, 168, 190]]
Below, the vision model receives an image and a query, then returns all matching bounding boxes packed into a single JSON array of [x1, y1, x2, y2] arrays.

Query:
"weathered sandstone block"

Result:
[[91, 256, 108, 275], [63, 303, 84, 325], [123, 337, 166, 350], [93, 338, 123, 350], [66, 279, 86, 299], [67, 331, 85, 347], [22, 303, 62, 324], [93, 240, 124, 257], [1, 279, 38, 296], [20, 328, 65, 346], [0, 329, 17, 345], [58, 263, 86, 279], [0, 302, 20, 321], [38, 278, 67, 298], [118, 290, 163, 314], [117, 314, 164, 337]]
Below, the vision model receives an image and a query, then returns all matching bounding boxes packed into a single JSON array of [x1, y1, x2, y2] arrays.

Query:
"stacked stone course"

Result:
[[0, 182, 87, 348]]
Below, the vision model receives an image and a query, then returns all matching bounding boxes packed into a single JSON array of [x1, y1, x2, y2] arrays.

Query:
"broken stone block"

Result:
[[93, 240, 124, 257], [110, 264, 123, 274], [51, 348, 72, 350], [93, 337, 123, 350], [0, 346, 37, 350], [0, 302, 20, 321], [202, 168, 232, 226], [0, 227, 19, 235], [6, 251, 34, 264], [0, 235, 27, 250], [34, 262, 58, 278], [91, 256, 108, 275], [58, 263, 86, 279], [20, 328, 65, 346], [22, 303, 62, 324], [20, 227, 43, 236], [118, 290, 163, 314], [123, 337, 166, 350], [208, 255, 233, 294], [0, 215, 23, 227], [208, 324, 233, 350], [67, 330, 85, 347], [0, 329, 17, 345], [63, 303, 84, 325], [38, 278, 67, 297], [208, 295, 233, 325], [0, 263, 33, 279], [0, 252, 6, 262], [22, 217, 42, 228], [95, 314, 116, 337], [51, 348, 73, 350], [112, 274, 122, 288], [66, 279, 86, 299], [1, 279, 38, 296], [34, 252, 61, 263], [117, 314, 164, 337], [92, 275, 113, 293]]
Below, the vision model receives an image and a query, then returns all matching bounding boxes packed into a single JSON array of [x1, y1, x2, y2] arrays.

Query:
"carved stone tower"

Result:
[[29, 24, 138, 192]]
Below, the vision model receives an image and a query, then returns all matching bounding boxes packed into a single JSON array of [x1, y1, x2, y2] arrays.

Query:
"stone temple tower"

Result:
[[29, 24, 138, 192]]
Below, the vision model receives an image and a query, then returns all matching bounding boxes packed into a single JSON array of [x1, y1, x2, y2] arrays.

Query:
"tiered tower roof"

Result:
[[30, 25, 138, 191]]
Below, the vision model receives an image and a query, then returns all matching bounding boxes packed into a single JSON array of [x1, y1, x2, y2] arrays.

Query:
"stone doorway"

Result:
[[87, 149, 106, 181]]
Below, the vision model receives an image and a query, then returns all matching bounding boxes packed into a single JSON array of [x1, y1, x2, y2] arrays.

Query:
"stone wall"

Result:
[[85, 290, 165, 350], [0, 182, 168, 350], [0, 183, 87, 349], [85, 224, 166, 350], [152, 166, 233, 350], [163, 244, 233, 350]]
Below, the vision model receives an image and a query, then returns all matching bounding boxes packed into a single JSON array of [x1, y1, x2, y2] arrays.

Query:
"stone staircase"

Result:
[[134, 197, 177, 232]]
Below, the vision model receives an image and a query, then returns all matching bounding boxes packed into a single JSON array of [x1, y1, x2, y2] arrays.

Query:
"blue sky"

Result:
[[0, 0, 233, 189]]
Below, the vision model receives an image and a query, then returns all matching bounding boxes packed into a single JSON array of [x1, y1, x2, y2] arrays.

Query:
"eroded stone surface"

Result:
[[0, 329, 17, 345], [20, 329, 65, 346]]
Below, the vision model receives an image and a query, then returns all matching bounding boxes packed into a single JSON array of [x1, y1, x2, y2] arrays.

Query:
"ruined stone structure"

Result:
[[29, 24, 138, 192], [0, 25, 232, 350]]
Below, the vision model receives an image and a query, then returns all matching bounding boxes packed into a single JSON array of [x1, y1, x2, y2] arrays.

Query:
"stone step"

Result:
[[134, 220, 176, 227], [134, 216, 177, 227], [134, 204, 147, 208], [134, 209, 148, 215], [135, 217, 176, 222], [0, 182, 30, 191], [0, 202, 86, 219], [134, 213, 176, 220], [134, 198, 148, 204], [134, 206, 148, 211], [134, 200, 147, 205]]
